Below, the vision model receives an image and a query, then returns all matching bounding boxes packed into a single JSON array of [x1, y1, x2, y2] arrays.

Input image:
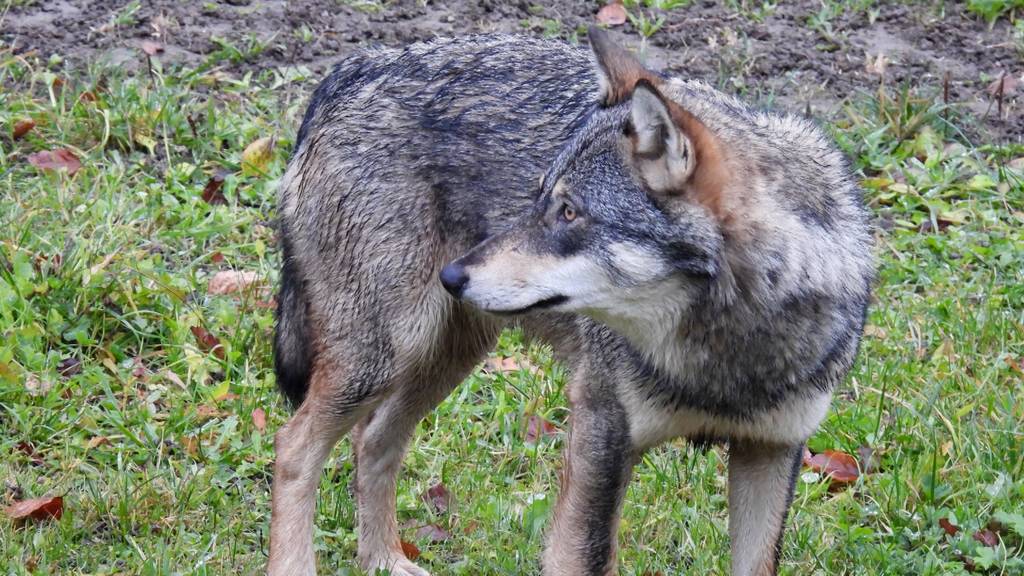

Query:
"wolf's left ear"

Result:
[[589, 26, 658, 106], [628, 80, 729, 218]]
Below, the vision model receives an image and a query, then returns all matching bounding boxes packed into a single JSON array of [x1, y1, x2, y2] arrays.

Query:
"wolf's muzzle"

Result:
[[439, 262, 469, 298]]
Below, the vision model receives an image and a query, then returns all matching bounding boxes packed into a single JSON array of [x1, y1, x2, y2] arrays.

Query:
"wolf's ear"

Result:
[[628, 80, 729, 218], [588, 26, 657, 106], [629, 80, 696, 192]]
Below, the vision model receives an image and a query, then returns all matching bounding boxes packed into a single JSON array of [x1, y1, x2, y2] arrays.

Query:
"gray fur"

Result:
[[269, 31, 873, 576]]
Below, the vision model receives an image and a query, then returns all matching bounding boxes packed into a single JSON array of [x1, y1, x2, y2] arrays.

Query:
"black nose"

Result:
[[439, 263, 469, 298]]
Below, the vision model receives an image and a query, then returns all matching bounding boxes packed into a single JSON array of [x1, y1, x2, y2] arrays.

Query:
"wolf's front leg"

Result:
[[542, 393, 637, 576], [727, 440, 804, 576]]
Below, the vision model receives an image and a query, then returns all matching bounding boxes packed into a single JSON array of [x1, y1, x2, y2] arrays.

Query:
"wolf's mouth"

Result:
[[488, 294, 569, 316]]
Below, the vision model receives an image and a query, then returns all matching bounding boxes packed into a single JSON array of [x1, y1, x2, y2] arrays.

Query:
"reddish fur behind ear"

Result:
[[665, 103, 731, 223]]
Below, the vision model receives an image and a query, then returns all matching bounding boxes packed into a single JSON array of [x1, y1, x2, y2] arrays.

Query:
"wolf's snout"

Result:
[[439, 262, 469, 298]]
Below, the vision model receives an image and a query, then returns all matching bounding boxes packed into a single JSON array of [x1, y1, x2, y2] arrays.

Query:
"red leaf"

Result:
[[27, 148, 81, 175], [421, 483, 450, 515], [525, 414, 559, 444], [190, 326, 225, 360], [805, 450, 860, 484], [210, 251, 225, 264], [400, 540, 421, 561], [973, 529, 998, 548], [251, 408, 266, 432], [201, 172, 227, 205], [4, 496, 63, 522], [415, 523, 451, 543], [596, 2, 627, 26], [13, 118, 36, 139], [141, 41, 164, 56], [939, 517, 959, 536]]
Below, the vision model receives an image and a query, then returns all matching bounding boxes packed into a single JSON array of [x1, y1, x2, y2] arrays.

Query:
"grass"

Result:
[[2, 20, 1024, 576]]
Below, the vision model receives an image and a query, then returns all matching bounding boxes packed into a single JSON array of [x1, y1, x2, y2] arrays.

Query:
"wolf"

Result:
[[268, 27, 873, 576]]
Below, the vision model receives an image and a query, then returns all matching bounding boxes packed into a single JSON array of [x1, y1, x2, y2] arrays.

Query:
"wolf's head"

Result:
[[440, 27, 731, 328]]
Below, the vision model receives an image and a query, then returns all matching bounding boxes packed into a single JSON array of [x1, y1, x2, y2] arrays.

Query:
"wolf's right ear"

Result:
[[588, 26, 658, 106]]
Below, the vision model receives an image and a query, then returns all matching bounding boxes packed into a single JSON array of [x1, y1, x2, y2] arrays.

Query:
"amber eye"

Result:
[[561, 203, 577, 222]]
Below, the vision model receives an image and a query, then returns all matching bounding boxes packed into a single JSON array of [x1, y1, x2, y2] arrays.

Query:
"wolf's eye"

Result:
[[560, 203, 577, 222]]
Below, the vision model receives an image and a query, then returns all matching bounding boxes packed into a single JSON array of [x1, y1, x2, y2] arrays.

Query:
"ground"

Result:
[[1, 1, 1023, 575]]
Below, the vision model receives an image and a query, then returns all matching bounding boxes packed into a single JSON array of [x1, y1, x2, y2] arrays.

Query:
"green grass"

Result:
[[2, 33, 1024, 576]]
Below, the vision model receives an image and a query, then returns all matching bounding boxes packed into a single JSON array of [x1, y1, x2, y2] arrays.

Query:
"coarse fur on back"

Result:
[[269, 28, 873, 576]]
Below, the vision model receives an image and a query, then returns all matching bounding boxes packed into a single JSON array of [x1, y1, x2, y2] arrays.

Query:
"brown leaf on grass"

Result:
[[241, 136, 276, 177], [805, 450, 860, 484], [482, 355, 540, 376], [939, 517, 960, 536], [181, 435, 201, 457], [4, 496, 63, 523], [86, 436, 109, 450], [400, 540, 421, 561], [973, 529, 998, 548], [986, 74, 1019, 97], [596, 1, 627, 26], [201, 172, 227, 205], [251, 408, 266, 432], [130, 357, 149, 380], [141, 41, 164, 56], [78, 91, 97, 103], [1007, 357, 1023, 374], [57, 357, 82, 378], [210, 251, 225, 264], [863, 324, 887, 339], [421, 483, 450, 515], [525, 414, 560, 444], [190, 326, 225, 360], [13, 118, 36, 139], [27, 148, 81, 175], [195, 405, 227, 420], [208, 270, 261, 295], [415, 523, 451, 543]]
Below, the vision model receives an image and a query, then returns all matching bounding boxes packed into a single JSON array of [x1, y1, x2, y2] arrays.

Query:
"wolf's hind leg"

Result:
[[267, 353, 384, 576], [727, 440, 804, 576], [354, 313, 496, 576]]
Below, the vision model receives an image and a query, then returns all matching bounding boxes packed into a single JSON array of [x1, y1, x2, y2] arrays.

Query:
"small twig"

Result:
[[997, 71, 1006, 119]]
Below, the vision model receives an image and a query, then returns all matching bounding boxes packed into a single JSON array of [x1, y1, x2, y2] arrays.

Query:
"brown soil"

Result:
[[3, 0, 1021, 141]]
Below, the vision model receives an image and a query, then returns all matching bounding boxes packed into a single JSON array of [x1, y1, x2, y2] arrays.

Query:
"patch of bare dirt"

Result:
[[3, 0, 1020, 140]]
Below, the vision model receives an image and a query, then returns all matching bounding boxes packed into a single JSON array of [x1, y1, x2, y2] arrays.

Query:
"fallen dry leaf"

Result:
[[986, 74, 1019, 97], [86, 436, 109, 450], [141, 41, 164, 56], [252, 407, 267, 433], [973, 529, 998, 548], [190, 326, 225, 360], [400, 540, 421, 561], [863, 324, 887, 339], [415, 523, 451, 543], [13, 118, 36, 139], [202, 172, 227, 205], [210, 251, 225, 264], [208, 270, 260, 295], [241, 136, 275, 177], [526, 414, 560, 444], [27, 148, 81, 175], [195, 405, 227, 420], [939, 517, 959, 536], [805, 449, 860, 485], [596, 1, 627, 26], [57, 357, 82, 378], [4, 496, 63, 523], [421, 483, 450, 515]]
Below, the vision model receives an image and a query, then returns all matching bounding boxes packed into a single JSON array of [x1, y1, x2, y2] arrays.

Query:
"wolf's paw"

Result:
[[362, 554, 431, 576]]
